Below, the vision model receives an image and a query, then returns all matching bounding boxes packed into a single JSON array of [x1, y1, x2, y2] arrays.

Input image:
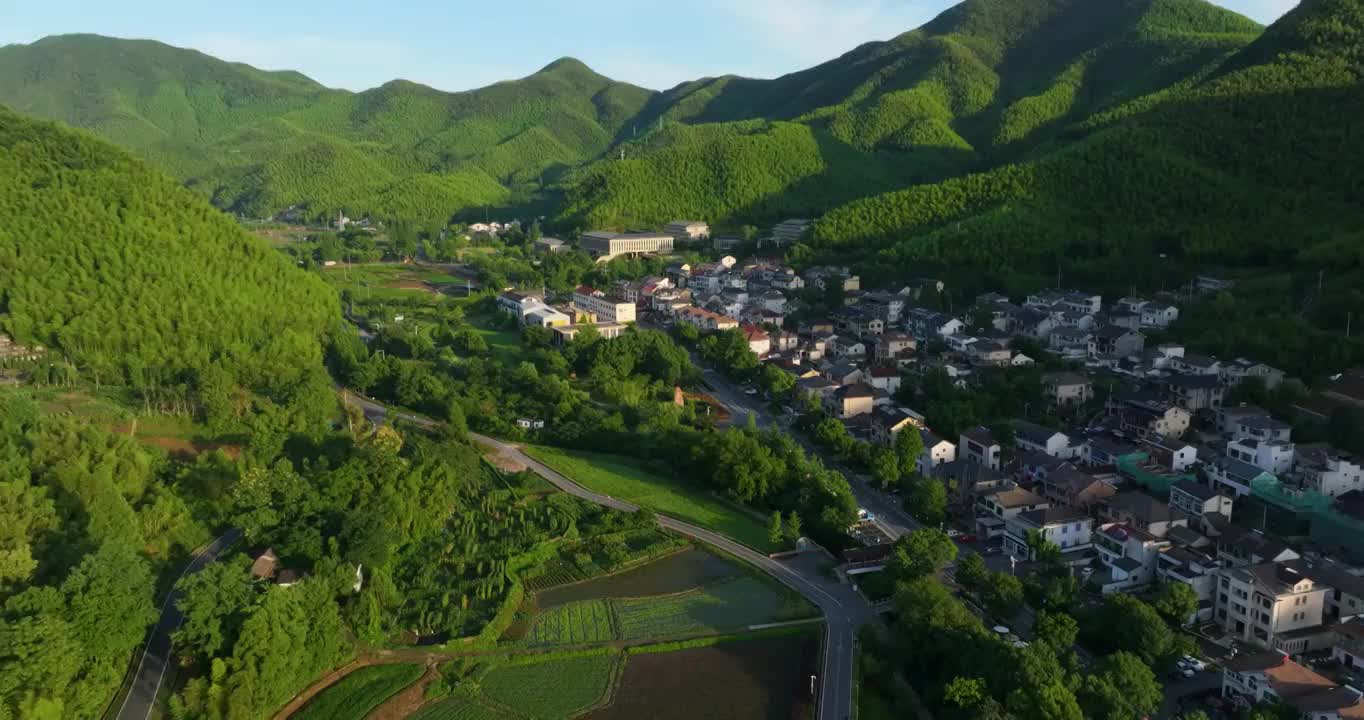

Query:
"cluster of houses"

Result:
[[0, 333, 42, 362]]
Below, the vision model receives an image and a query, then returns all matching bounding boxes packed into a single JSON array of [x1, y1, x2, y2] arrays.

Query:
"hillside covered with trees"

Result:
[[1, 0, 1263, 228], [0, 37, 654, 223], [557, 0, 1263, 228], [0, 107, 340, 428], [808, 0, 1364, 378]]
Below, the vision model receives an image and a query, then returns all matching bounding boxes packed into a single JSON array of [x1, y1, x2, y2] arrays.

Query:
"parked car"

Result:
[[1180, 655, 1208, 672], [946, 529, 963, 538], [954, 533, 977, 543]]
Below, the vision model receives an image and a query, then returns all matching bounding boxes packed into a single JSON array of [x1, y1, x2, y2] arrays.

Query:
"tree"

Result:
[[1033, 611, 1079, 654], [887, 529, 957, 583], [1077, 651, 1163, 720], [759, 363, 796, 399], [894, 425, 924, 474], [982, 572, 1025, 620], [954, 553, 990, 596], [768, 511, 785, 548], [1082, 594, 1183, 667], [871, 448, 900, 490], [783, 511, 803, 545], [1025, 529, 1062, 565], [173, 555, 259, 662], [905, 475, 948, 526], [1151, 581, 1199, 627]]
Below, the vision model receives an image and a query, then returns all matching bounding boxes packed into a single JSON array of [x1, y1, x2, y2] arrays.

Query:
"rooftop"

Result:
[[1018, 506, 1089, 527], [988, 486, 1047, 509]]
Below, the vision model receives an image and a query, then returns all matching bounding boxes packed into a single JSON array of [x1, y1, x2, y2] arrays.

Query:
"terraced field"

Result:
[[407, 697, 514, 720]]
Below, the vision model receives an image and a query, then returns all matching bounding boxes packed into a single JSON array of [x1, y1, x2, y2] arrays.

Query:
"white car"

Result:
[[1181, 655, 1208, 672]]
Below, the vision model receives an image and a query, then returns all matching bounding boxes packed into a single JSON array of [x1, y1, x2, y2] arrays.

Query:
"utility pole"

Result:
[[1348, 311, 1353, 338]]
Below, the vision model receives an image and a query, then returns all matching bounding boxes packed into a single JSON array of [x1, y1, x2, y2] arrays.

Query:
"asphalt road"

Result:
[[116, 528, 242, 720], [349, 393, 866, 720]]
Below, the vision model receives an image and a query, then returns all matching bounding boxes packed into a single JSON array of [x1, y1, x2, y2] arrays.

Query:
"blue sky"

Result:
[[0, 0, 1299, 92]]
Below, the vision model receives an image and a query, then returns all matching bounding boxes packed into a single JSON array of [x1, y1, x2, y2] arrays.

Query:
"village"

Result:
[[493, 217, 1364, 718]]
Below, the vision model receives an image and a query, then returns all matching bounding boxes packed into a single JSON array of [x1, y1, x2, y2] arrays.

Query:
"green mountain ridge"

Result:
[[0, 0, 1262, 226], [560, 0, 1264, 229], [0, 34, 653, 222], [810, 0, 1364, 378]]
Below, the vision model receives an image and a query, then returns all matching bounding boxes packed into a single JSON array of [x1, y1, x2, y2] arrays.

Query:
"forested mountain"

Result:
[[806, 0, 1364, 378], [558, 0, 1263, 228], [0, 0, 1262, 227], [0, 35, 654, 222], [0, 106, 340, 427]]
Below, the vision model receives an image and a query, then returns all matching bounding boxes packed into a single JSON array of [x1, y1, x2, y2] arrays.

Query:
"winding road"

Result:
[[115, 528, 242, 720], [349, 394, 869, 720]]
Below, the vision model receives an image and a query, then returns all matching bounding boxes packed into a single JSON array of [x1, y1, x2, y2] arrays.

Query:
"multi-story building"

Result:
[[579, 231, 674, 260], [1209, 456, 1277, 497], [1223, 651, 1364, 717], [960, 426, 1002, 470], [825, 383, 875, 419], [1159, 545, 1223, 618], [1216, 560, 1330, 652], [573, 286, 637, 324], [1103, 491, 1189, 538], [1015, 421, 1075, 459], [1003, 506, 1092, 560], [663, 220, 710, 245], [1293, 444, 1364, 498], [1170, 480, 1235, 521], [876, 332, 917, 363], [1163, 373, 1226, 411], [675, 306, 737, 332], [918, 429, 957, 476], [1228, 437, 1296, 476], [976, 487, 1048, 539], [1089, 326, 1146, 359], [1043, 372, 1093, 407], [1112, 398, 1191, 439], [870, 408, 925, 447], [1093, 522, 1170, 593]]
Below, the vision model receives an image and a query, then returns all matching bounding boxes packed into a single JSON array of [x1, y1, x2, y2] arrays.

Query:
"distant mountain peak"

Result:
[[537, 57, 596, 75]]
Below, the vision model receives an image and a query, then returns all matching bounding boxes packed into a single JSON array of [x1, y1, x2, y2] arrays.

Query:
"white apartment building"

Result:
[[1228, 437, 1296, 476], [1294, 444, 1364, 498], [1003, 507, 1092, 560], [573, 286, 636, 324], [1215, 560, 1330, 652]]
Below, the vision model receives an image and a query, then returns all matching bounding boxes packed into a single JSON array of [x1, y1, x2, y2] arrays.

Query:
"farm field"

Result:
[[526, 600, 617, 646], [613, 576, 811, 640], [523, 446, 776, 552], [535, 548, 739, 608], [480, 654, 618, 718], [520, 574, 811, 647], [292, 663, 424, 720], [586, 633, 819, 720]]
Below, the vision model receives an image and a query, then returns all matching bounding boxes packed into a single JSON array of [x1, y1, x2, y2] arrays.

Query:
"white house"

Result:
[[1003, 506, 1092, 560]]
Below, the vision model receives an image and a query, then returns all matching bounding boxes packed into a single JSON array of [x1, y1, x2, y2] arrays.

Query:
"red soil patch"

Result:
[[383, 279, 434, 291], [114, 427, 242, 459]]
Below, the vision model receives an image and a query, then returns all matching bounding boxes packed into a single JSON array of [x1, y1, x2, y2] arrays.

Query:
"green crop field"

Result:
[[526, 599, 617, 646], [613, 577, 810, 641], [408, 697, 513, 720], [292, 664, 424, 720], [481, 654, 618, 718], [523, 447, 775, 552]]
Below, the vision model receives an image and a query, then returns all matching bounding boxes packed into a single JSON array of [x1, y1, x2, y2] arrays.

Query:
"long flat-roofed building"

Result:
[[580, 231, 674, 260]]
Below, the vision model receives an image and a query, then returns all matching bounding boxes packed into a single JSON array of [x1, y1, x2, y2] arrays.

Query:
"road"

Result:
[[115, 529, 243, 720], [349, 394, 866, 720]]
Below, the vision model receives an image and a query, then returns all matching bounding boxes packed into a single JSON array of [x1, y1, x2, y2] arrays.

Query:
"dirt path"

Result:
[[367, 663, 440, 720]]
